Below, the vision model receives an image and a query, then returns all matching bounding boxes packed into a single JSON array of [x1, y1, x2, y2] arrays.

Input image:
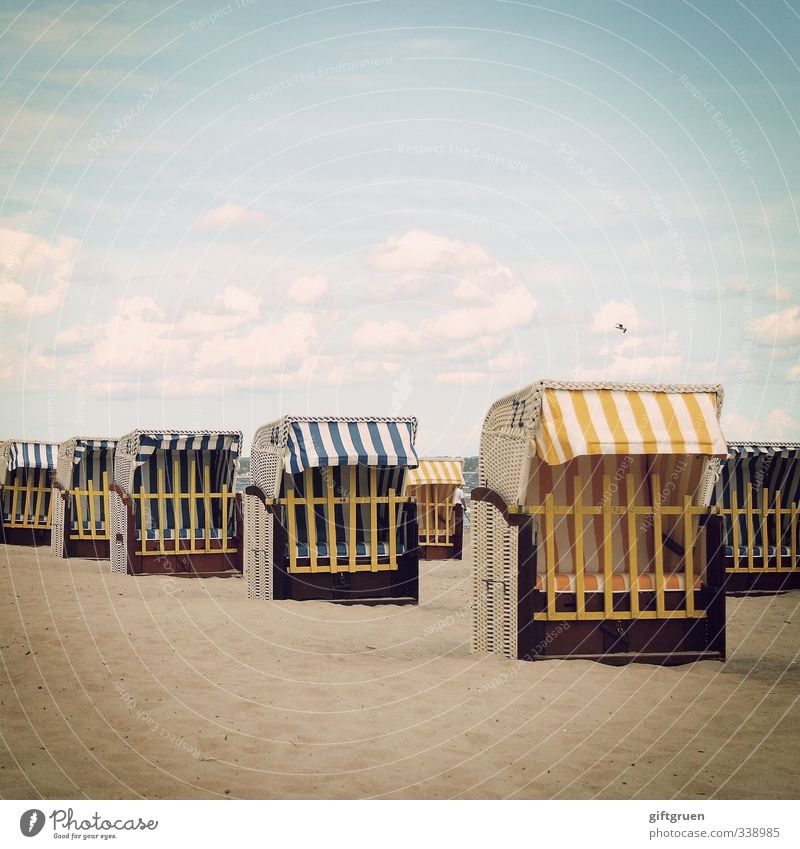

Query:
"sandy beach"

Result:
[[1, 538, 798, 800]]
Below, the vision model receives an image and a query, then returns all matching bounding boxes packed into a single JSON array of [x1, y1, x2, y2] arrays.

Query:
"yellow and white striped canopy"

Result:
[[406, 458, 464, 486], [536, 388, 726, 465]]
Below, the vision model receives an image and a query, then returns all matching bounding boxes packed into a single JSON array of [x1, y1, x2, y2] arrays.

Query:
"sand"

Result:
[[1, 538, 799, 800]]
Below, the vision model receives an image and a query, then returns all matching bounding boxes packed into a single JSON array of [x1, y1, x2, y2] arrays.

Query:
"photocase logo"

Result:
[[19, 809, 45, 837]]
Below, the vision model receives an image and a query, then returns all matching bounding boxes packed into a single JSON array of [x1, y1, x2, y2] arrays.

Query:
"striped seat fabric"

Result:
[[723, 545, 792, 558], [293, 541, 406, 558], [70, 520, 107, 531], [137, 528, 225, 541], [535, 572, 701, 592]]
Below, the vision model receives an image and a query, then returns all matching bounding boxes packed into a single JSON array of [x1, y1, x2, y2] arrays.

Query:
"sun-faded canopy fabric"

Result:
[[285, 419, 418, 474], [536, 388, 726, 465], [406, 459, 464, 487], [71, 438, 117, 465], [7, 441, 58, 472]]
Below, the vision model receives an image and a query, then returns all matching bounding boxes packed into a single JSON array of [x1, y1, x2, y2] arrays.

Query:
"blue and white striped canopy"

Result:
[[8, 441, 58, 471], [285, 419, 418, 474], [72, 438, 117, 464], [134, 432, 241, 467]]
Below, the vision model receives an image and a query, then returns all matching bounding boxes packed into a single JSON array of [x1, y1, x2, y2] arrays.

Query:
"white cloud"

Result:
[[420, 287, 537, 341], [193, 202, 271, 231], [721, 411, 755, 441], [787, 364, 800, 381], [766, 407, 800, 437], [749, 305, 800, 344], [765, 284, 792, 302], [721, 274, 750, 294], [590, 299, 654, 334], [0, 227, 77, 319], [575, 330, 682, 380], [288, 275, 328, 304], [369, 230, 491, 273], [352, 319, 422, 352]]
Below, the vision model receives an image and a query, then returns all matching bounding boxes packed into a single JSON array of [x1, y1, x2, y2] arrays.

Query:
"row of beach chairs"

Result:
[[2, 379, 799, 665]]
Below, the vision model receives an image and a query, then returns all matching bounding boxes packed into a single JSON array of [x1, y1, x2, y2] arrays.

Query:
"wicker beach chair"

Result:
[[710, 442, 800, 592], [472, 380, 728, 664], [110, 430, 243, 576], [244, 416, 420, 602], [51, 437, 117, 560], [406, 457, 465, 560], [0, 440, 59, 546]]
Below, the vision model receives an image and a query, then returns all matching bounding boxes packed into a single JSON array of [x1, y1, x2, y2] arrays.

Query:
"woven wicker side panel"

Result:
[[479, 383, 541, 506], [699, 458, 720, 507], [109, 490, 127, 574], [244, 493, 273, 600], [55, 440, 76, 489], [50, 489, 65, 558], [472, 499, 518, 659]]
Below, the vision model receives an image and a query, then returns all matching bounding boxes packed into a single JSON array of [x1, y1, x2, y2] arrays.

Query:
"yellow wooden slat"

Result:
[[370, 467, 378, 572], [305, 469, 318, 572], [792, 502, 797, 572], [348, 465, 357, 572], [602, 474, 613, 619], [761, 489, 769, 571], [652, 472, 665, 618], [173, 458, 182, 544], [325, 469, 337, 568], [684, 495, 695, 617], [102, 471, 110, 538], [545, 491, 555, 619], [10, 477, 20, 526], [25, 472, 34, 525], [388, 487, 397, 569], [626, 473, 639, 618], [221, 483, 229, 553], [189, 456, 196, 549], [573, 475, 585, 619], [74, 479, 86, 539], [731, 487, 740, 571], [87, 479, 98, 540], [203, 464, 212, 554], [33, 469, 45, 527], [775, 490, 782, 566], [157, 466, 167, 555], [746, 482, 755, 572], [287, 476, 298, 573]]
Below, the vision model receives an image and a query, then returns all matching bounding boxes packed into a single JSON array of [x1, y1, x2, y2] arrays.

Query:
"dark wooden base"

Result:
[[65, 538, 111, 560], [271, 555, 419, 603], [518, 587, 725, 664], [421, 543, 462, 561], [1, 527, 51, 547], [129, 551, 242, 577], [724, 567, 800, 595]]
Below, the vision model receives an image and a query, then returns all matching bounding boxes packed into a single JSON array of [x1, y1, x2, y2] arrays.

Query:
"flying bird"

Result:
[[615, 323, 627, 334]]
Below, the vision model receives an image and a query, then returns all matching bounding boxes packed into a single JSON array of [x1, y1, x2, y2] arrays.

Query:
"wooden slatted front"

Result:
[[0, 469, 53, 529], [510, 473, 710, 622], [718, 482, 799, 574], [269, 467, 413, 574], [68, 471, 111, 540], [133, 457, 236, 556], [417, 485, 456, 547]]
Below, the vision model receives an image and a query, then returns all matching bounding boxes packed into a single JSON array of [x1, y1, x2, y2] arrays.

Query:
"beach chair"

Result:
[[244, 416, 420, 602], [51, 437, 117, 560], [406, 457, 465, 559], [0, 440, 59, 546], [472, 380, 728, 664], [110, 430, 243, 576], [710, 442, 800, 592]]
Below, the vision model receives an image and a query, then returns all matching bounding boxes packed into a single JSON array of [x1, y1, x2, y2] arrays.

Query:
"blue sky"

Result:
[[1, 0, 799, 453]]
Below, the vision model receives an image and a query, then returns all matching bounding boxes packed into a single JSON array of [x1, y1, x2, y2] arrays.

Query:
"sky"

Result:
[[1, 0, 799, 455]]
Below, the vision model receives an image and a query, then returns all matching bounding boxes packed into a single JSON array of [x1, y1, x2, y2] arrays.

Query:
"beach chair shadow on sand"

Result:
[[472, 380, 729, 665], [244, 416, 420, 603]]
